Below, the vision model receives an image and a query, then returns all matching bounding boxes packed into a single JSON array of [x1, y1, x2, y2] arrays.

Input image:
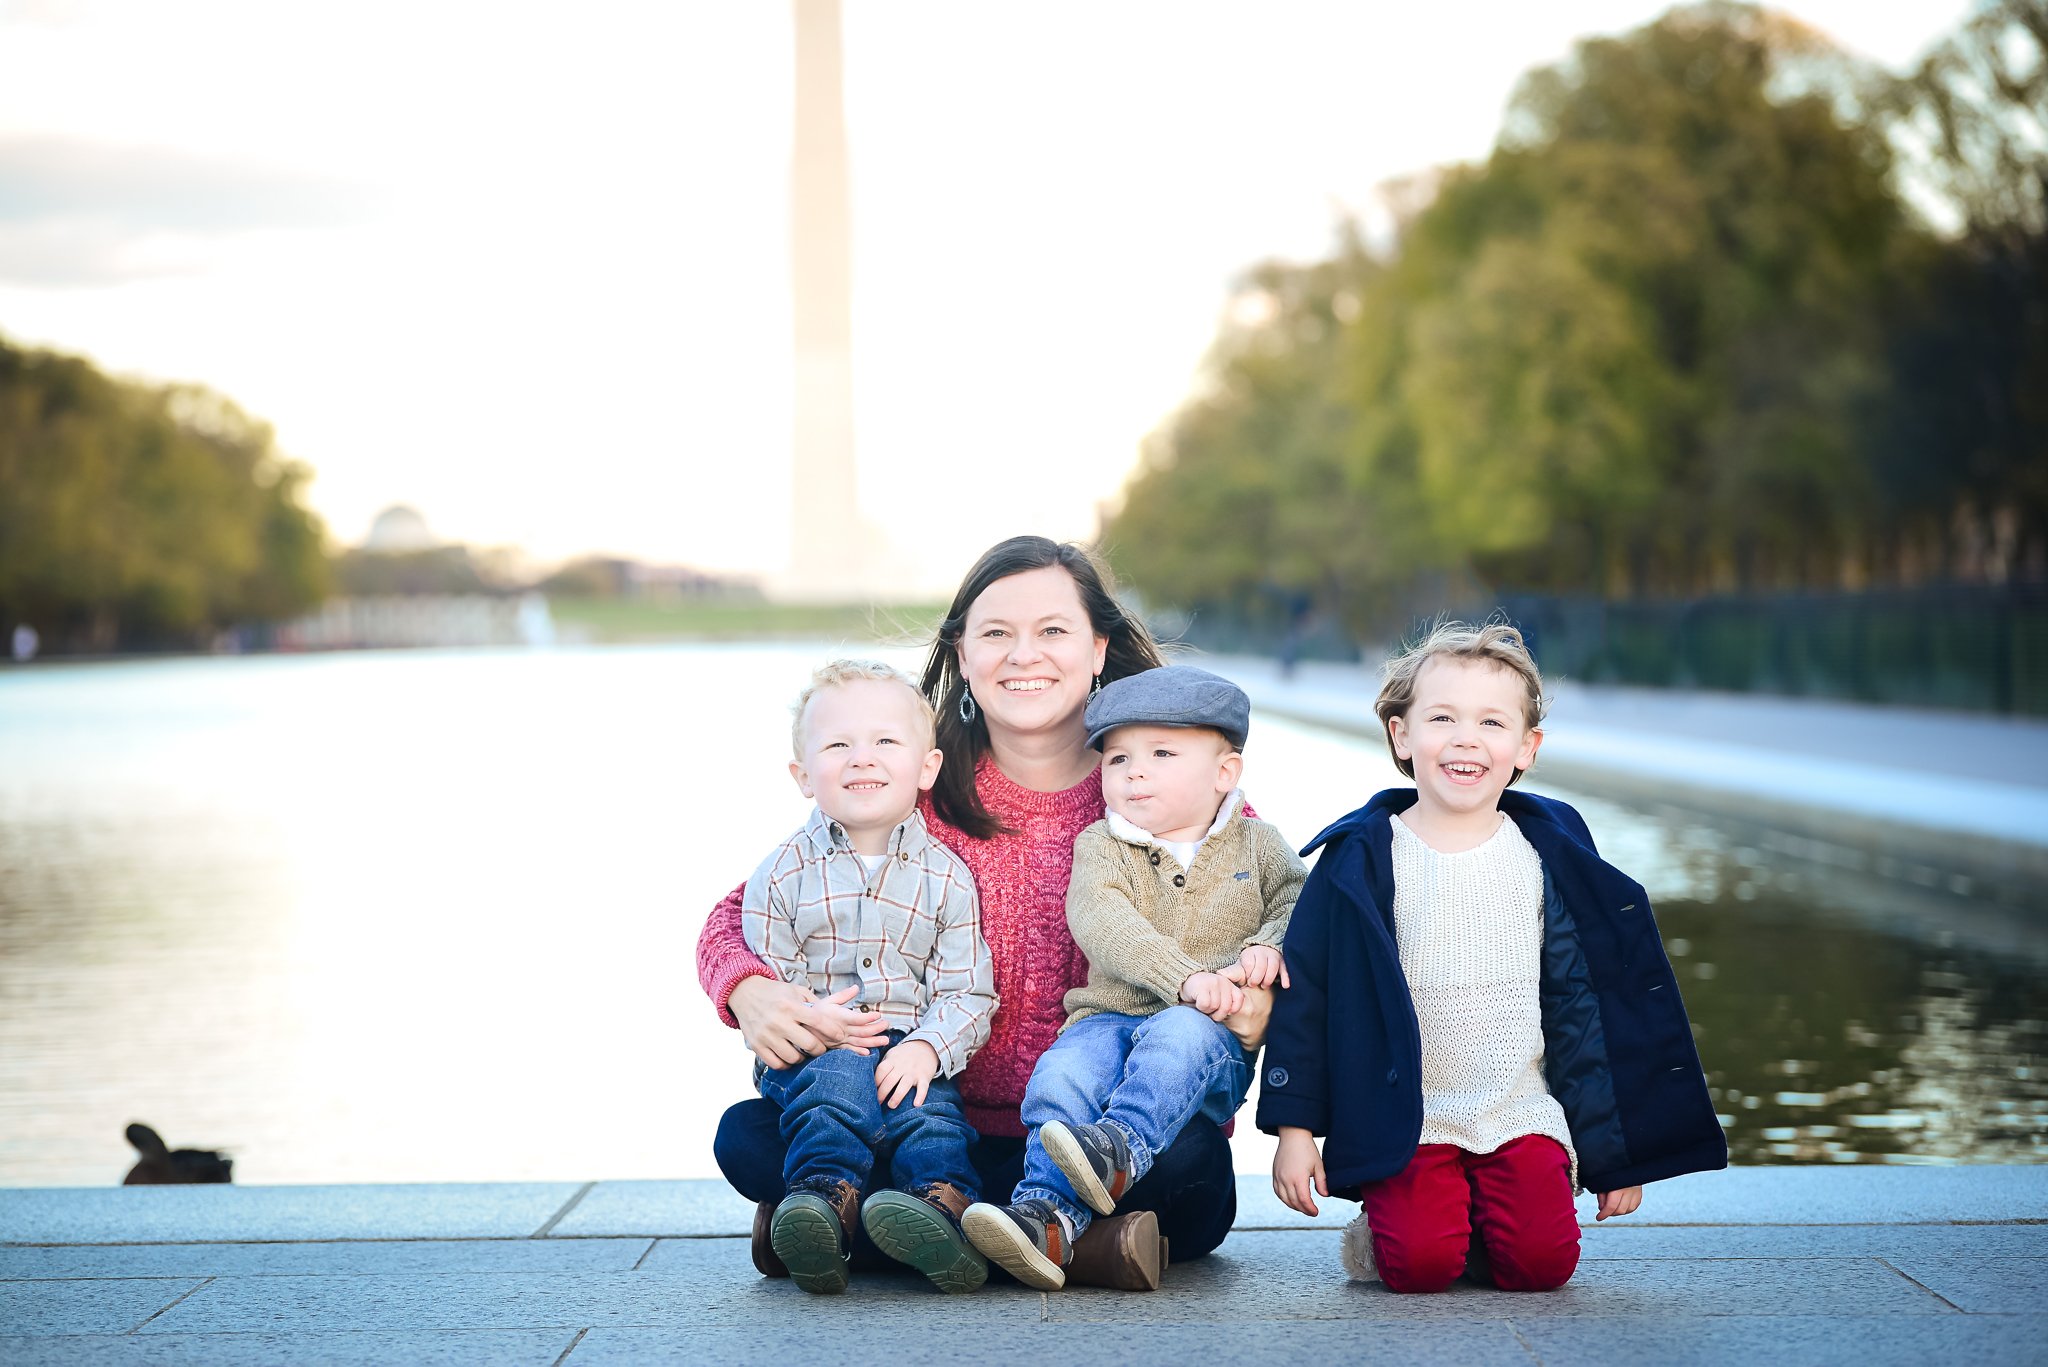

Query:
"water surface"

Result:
[[0, 647, 2039, 1186]]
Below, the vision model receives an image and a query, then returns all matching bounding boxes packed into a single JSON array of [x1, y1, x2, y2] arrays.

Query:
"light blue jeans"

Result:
[[1015, 1006, 1252, 1235]]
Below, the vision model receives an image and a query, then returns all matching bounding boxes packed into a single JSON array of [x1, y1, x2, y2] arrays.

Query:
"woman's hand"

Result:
[[1234, 944, 1289, 990], [1273, 1127, 1327, 1217], [1217, 981, 1274, 1051], [729, 978, 889, 1068]]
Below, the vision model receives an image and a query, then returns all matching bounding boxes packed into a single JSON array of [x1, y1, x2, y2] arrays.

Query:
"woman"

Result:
[[697, 536, 1265, 1288]]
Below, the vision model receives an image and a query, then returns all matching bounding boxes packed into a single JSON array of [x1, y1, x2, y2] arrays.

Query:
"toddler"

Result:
[[963, 665, 1307, 1289], [741, 659, 998, 1295], [1261, 622, 1725, 1292]]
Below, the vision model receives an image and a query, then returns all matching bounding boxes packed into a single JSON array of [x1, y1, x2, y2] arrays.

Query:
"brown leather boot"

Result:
[[916, 1180, 972, 1223], [1065, 1208, 1166, 1291], [751, 1200, 789, 1278]]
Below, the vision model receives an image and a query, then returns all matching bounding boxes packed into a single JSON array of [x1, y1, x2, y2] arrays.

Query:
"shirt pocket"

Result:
[[895, 899, 939, 966]]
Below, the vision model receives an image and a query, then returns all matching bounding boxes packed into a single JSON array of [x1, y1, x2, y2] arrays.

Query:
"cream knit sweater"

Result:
[[1391, 813, 1576, 1175]]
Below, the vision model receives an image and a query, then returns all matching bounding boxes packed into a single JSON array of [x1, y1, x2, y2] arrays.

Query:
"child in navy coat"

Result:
[[1259, 622, 1724, 1292]]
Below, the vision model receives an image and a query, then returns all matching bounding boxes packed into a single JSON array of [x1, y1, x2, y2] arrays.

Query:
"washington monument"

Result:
[[786, 0, 861, 598]]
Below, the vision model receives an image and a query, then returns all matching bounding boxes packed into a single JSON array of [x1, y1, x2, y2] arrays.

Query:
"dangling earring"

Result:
[[958, 687, 977, 724], [1090, 674, 1102, 698]]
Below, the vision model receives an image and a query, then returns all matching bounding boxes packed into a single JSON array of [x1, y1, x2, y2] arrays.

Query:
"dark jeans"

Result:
[[715, 1095, 1239, 1265], [756, 1044, 978, 1199]]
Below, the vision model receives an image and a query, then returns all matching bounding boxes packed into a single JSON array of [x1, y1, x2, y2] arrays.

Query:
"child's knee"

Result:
[[1486, 1231, 1580, 1292], [778, 1049, 881, 1111], [1373, 1230, 1467, 1295], [1141, 1004, 1234, 1058], [1021, 1046, 1108, 1121], [798, 1047, 876, 1088]]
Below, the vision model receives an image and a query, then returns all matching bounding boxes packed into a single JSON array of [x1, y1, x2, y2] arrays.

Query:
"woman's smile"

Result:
[[958, 565, 1108, 744]]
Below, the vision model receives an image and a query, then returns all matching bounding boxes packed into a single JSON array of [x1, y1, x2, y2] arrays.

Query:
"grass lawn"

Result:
[[546, 596, 948, 644]]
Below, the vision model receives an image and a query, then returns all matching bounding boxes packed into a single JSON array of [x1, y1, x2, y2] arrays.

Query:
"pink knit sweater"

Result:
[[696, 756, 1105, 1140]]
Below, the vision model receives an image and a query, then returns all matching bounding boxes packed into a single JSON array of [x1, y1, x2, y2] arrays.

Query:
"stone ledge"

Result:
[[6, 1167, 2042, 1247]]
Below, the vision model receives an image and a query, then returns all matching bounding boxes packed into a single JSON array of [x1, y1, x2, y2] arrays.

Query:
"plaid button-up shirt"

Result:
[[741, 805, 996, 1077]]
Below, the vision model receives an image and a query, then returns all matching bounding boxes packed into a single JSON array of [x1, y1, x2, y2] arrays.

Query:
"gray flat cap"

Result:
[[1084, 665, 1251, 751]]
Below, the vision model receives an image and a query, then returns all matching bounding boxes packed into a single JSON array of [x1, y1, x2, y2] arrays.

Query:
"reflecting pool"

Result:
[[0, 646, 2040, 1186]]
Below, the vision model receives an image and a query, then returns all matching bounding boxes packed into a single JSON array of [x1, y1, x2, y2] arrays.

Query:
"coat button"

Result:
[[1386, 1068, 1399, 1085], [1149, 851, 1161, 866], [1173, 874, 1186, 888], [1267, 1067, 1289, 1088], [899, 852, 910, 862]]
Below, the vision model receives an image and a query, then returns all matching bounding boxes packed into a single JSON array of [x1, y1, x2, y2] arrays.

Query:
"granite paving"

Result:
[[0, 1329, 581, 1366], [0, 1238, 653, 1281], [0, 1182, 585, 1245], [4, 1171, 2043, 1364], [1511, 1315, 2048, 1367]]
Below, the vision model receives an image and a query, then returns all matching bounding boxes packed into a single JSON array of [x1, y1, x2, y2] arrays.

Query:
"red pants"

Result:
[[1359, 1136, 1580, 1294]]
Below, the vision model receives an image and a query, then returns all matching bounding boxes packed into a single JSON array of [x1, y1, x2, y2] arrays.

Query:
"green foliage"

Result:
[[545, 595, 945, 644], [537, 555, 624, 599], [1104, 2, 2048, 639], [0, 337, 329, 651], [1892, 0, 2048, 242]]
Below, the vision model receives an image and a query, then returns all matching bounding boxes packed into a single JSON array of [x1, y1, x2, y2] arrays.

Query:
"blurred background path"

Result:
[[1207, 653, 2048, 875]]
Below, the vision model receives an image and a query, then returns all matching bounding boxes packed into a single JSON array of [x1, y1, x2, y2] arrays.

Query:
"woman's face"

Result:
[[958, 565, 1110, 746]]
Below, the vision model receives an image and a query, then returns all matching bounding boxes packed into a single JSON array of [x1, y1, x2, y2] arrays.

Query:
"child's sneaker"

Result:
[[860, 1182, 989, 1295], [769, 1177, 858, 1295], [1040, 1119, 1134, 1216], [961, 1198, 1075, 1290]]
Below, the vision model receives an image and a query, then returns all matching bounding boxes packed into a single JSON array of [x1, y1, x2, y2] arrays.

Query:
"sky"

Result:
[[0, 0, 1973, 594]]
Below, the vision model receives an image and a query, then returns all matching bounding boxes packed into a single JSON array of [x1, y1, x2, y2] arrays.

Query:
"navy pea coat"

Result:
[[1255, 788, 1727, 1197]]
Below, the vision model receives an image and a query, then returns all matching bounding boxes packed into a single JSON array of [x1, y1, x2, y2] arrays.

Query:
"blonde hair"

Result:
[[1374, 620, 1548, 786], [791, 658, 936, 758]]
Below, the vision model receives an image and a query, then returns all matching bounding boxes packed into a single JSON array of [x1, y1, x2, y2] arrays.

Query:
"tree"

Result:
[[0, 336, 330, 651], [1104, 2, 2000, 636]]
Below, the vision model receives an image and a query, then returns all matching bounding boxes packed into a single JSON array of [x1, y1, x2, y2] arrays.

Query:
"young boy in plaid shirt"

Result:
[[741, 660, 998, 1296]]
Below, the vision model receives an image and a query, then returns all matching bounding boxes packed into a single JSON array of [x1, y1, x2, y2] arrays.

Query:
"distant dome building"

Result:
[[363, 505, 438, 553]]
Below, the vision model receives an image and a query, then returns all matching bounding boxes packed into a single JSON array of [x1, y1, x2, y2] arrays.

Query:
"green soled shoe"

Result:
[[769, 1190, 852, 1295], [860, 1186, 989, 1295]]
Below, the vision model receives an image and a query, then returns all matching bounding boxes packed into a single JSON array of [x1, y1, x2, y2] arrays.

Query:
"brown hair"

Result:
[[920, 536, 1163, 837], [790, 658, 934, 758], [1374, 619, 1548, 786]]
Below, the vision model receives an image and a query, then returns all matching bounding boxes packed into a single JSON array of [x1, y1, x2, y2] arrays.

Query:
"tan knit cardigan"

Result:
[[1061, 798, 1308, 1025]]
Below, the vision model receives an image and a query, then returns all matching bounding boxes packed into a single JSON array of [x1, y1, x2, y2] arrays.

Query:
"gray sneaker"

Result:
[[1041, 1120, 1135, 1216], [961, 1198, 1074, 1291]]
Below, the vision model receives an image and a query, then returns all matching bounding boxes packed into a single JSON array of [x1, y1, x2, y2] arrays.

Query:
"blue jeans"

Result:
[[1016, 1006, 1252, 1234], [757, 1041, 979, 1200], [714, 1100, 1239, 1270]]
